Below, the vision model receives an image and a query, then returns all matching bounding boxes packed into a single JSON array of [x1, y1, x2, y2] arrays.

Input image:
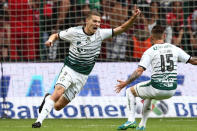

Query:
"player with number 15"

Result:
[[115, 25, 197, 130]]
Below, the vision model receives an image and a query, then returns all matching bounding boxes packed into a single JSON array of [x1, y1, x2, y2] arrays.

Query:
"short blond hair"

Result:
[[86, 10, 101, 20]]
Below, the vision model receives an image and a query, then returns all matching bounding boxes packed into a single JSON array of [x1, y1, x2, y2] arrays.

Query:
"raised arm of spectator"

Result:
[[188, 26, 197, 49], [113, 9, 141, 36], [173, 27, 184, 47], [53, 0, 70, 32]]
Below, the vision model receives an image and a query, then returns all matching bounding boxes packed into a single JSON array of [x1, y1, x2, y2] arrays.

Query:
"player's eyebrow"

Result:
[[93, 19, 101, 23]]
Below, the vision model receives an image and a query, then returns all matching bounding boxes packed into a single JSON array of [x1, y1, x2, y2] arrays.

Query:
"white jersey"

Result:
[[139, 43, 191, 90], [59, 26, 113, 75]]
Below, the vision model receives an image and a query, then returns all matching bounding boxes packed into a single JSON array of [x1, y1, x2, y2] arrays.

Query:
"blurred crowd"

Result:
[[0, 0, 196, 62]]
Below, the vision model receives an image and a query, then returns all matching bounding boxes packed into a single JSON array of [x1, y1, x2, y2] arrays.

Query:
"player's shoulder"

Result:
[[68, 26, 83, 32], [97, 27, 113, 32], [164, 43, 175, 47], [164, 43, 181, 50], [72, 26, 83, 30], [61, 26, 83, 35], [146, 44, 158, 51], [151, 43, 175, 50]]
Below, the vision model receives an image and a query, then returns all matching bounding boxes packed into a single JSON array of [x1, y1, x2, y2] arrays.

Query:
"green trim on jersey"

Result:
[[64, 57, 95, 75], [151, 73, 177, 90], [151, 80, 177, 90]]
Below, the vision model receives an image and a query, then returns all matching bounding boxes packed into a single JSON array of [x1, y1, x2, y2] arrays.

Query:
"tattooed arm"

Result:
[[115, 66, 145, 93], [126, 66, 144, 84]]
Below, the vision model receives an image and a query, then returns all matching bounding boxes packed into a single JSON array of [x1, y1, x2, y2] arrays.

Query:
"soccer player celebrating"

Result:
[[32, 9, 141, 128], [115, 25, 197, 130]]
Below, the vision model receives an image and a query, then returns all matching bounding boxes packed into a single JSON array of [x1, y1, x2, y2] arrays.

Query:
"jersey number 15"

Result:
[[160, 54, 174, 72]]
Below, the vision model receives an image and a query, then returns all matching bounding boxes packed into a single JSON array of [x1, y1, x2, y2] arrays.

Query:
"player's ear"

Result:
[[85, 17, 89, 25]]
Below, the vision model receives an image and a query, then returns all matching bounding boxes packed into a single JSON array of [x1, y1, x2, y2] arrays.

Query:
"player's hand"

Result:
[[115, 80, 127, 93], [133, 9, 141, 17], [45, 40, 53, 47]]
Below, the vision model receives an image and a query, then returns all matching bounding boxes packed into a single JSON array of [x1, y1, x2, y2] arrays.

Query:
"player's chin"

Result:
[[90, 30, 96, 34]]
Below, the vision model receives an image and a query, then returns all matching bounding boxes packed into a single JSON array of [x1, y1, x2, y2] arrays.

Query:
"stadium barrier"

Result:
[[0, 63, 197, 119]]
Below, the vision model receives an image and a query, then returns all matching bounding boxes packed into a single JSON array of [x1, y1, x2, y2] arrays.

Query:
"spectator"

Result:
[[126, 4, 151, 61], [76, 0, 91, 26], [166, 1, 184, 27], [101, 0, 127, 28], [101, 0, 129, 61], [131, 29, 152, 61], [147, 1, 160, 31], [191, 10, 197, 34], [0, 9, 10, 61], [78, 0, 100, 10], [29, 0, 41, 60], [166, 1, 185, 48], [51, 0, 70, 32], [0, 0, 8, 12], [76, 0, 101, 26], [100, 0, 111, 27], [8, 0, 38, 61], [188, 28, 197, 56], [172, 22, 184, 47], [188, 10, 197, 56], [109, 0, 128, 27], [99, 0, 111, 60], [41, 0, 70, 60], [147, 1, 172, 43]]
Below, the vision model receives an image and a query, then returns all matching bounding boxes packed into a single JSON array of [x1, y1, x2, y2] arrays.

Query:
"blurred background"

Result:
[[0, 0, 196, 62]]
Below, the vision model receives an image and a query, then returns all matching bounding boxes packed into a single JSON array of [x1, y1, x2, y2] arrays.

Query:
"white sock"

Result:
[[126, 88, 136, 122], [139, 99, 152, 127], [36, 95, 54, 124]]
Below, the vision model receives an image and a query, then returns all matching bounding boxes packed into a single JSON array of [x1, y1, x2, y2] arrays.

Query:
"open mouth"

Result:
[[93, 27, 97, 30]]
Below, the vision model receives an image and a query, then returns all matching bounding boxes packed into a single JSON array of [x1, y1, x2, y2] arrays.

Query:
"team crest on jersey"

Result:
[[64, 72, 67, 76], [86, 37, 91, 43]]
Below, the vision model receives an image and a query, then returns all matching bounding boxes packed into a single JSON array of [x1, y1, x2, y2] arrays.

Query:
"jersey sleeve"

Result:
[[59, 28, 74, 42], [138, 49, 152, 70], [100, 29, 113, 40], [176, 46, 191, 63]]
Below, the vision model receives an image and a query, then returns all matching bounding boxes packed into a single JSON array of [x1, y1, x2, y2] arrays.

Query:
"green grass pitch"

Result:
[[0, 118, 197, 131]]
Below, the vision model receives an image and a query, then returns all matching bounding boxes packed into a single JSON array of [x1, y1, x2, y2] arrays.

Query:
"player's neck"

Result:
[[83, 27, 94, 36], [153, 40, 164, 44]]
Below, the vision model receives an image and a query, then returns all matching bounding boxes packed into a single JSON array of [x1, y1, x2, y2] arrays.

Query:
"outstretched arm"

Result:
[[113, 9, 141, 36], [115, 66, 144, 93], [45, 33, 59, 47], [188, 57, 197, 65]]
